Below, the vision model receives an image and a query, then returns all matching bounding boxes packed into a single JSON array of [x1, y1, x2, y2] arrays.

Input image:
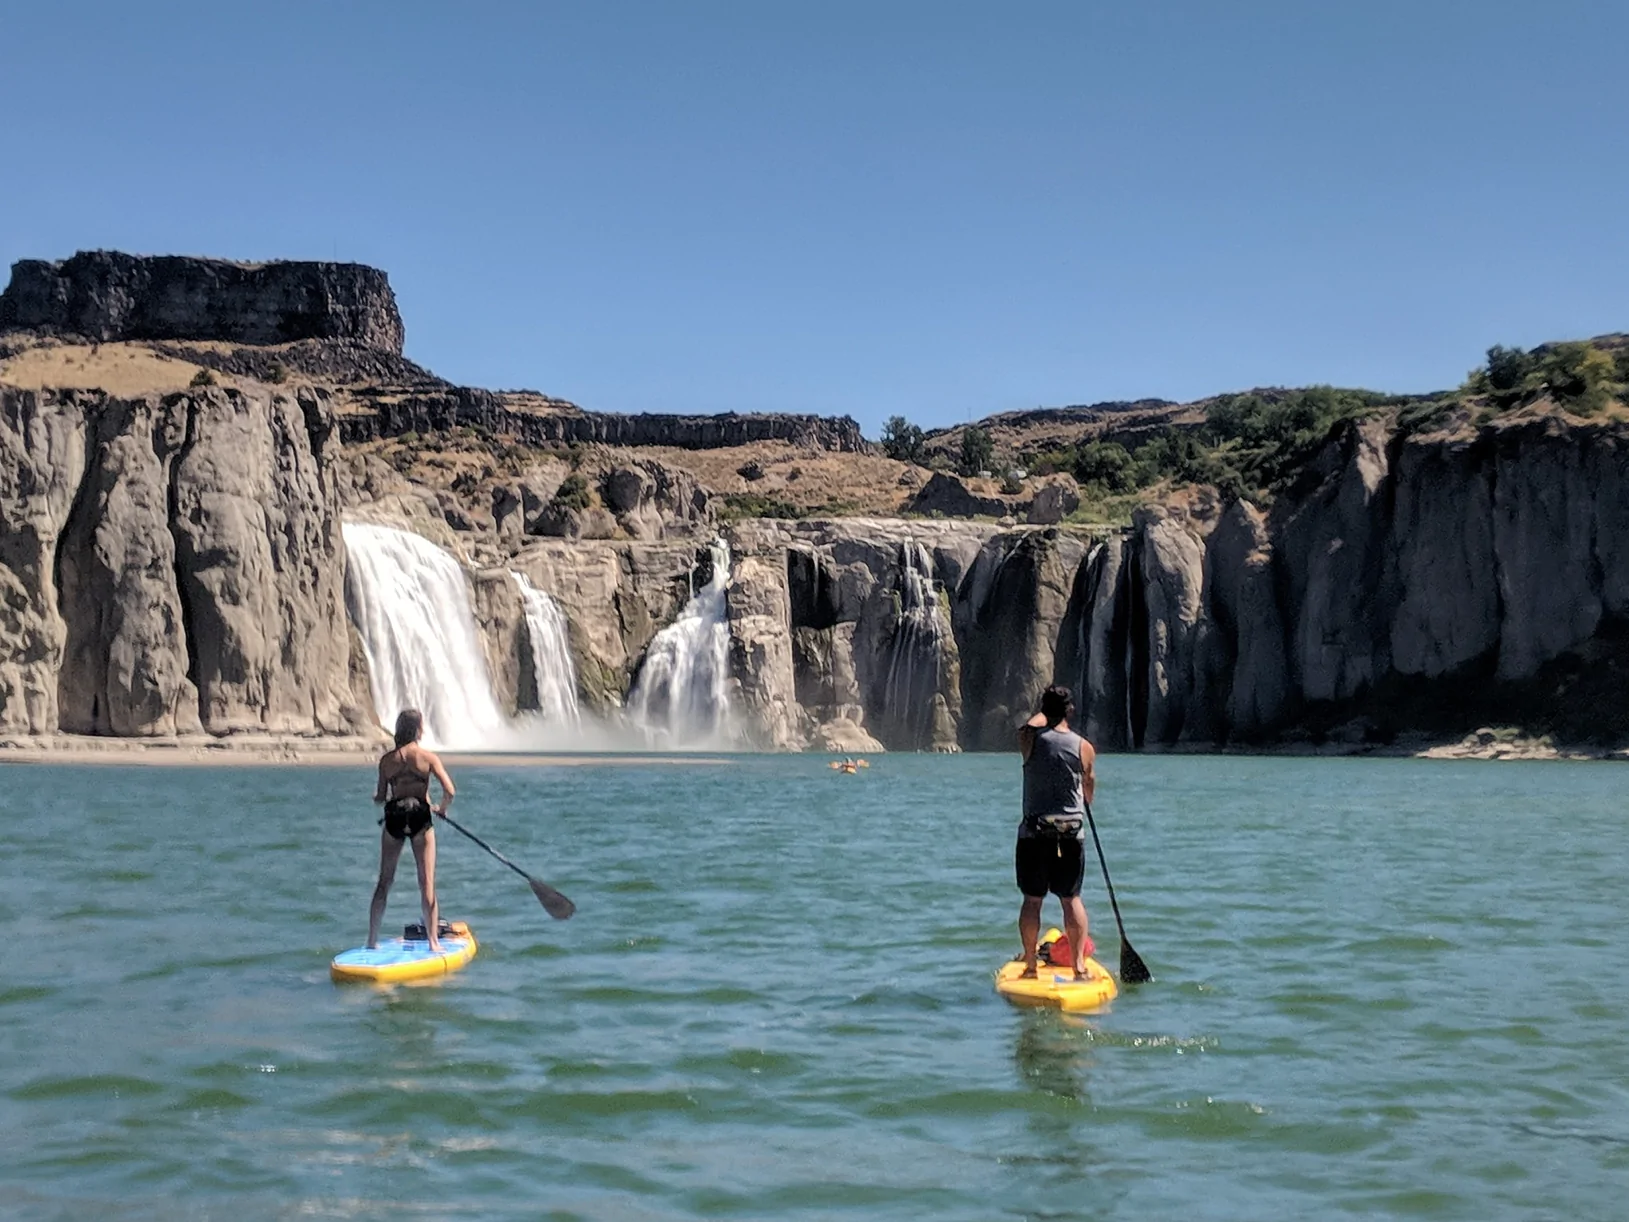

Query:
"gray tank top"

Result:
[[1021, 726, 1086, 839]]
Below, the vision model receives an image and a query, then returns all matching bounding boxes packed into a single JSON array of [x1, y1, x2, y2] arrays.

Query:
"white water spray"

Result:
[[880, 540, 947, 749], [627, 539, 735, 747], [342, 522, 513, 749], [511, 572, 581, 729]]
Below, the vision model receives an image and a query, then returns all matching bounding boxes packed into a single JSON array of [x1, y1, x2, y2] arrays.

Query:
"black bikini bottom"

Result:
[[382, 796, 435, 841]]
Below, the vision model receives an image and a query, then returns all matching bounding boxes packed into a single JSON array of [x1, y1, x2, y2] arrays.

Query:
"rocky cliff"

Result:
[[1050, 411, 1629, 749], [0, 252, 405, 352], [5, 252, 1625, 752], [0, 385, 368, 737]]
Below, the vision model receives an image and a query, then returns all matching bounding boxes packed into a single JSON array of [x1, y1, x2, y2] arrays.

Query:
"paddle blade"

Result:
[[1119, 940, 1153, 984], [530, 877, 576, 920]]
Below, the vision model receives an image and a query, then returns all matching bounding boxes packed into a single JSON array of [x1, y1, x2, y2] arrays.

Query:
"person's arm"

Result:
[[373, 758, 389, 804], [1018, 711, 1047, 762], [1080, 739, 1097, 806], [427, 751, 456, 815]]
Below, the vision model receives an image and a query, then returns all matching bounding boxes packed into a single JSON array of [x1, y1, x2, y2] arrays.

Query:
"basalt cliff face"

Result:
[[4, 252, 1625, 751], [0, 384, 368, 737], [0, 252, 406, 352], [1053, 413, 1629, 750]]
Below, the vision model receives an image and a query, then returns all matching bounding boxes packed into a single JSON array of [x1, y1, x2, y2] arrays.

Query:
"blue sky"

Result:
[[3, 1, 1625, 432]]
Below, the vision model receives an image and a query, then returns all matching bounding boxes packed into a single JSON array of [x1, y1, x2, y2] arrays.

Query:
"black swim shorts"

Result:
[[382, 796, 435, 841], [1015, 835, 1086, 899]]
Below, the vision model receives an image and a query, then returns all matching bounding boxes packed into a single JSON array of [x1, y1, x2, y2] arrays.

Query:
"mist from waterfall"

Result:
[[511, 572, 581, 729], [879, 540, 947, 749], [342, 521, 515, 750], [626, 539, 736, 748]]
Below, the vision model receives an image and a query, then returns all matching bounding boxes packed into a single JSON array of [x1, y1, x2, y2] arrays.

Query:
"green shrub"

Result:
[[189, 368, 216, 388], [265, 362, 289, 384], [552, 472, 592, 511], [880, 416, 926, 463], [1072, 440, 1137, 493], [958, 426, 994, 476], [718, 492, 805, 521]]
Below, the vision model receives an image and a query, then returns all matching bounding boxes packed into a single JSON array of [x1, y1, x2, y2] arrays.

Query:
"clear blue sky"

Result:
[[3, 1, 1625, 432]]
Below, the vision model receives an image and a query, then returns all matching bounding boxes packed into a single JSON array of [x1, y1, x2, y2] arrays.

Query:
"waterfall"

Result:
[[879, 540, 947, 749], [511, 572, 581, 728], [343, 522, 514, 750], [627, 539, 735, 747]]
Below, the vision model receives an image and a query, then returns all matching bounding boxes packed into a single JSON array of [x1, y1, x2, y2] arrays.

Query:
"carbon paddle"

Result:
[[1083, 800, 1152, 983], [439, 811, 575, 920]]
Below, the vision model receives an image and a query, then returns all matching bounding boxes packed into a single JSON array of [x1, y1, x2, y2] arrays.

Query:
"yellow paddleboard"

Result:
[[330, 921, 477, 984], [994, 928, 1118, 1012]]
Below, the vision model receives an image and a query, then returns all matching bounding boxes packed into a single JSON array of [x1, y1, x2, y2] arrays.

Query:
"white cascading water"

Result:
[[626, 539, 735, 747], [343, 521, 515, 750], [511, 572, 581, 729], [880, 540, 946, 749]]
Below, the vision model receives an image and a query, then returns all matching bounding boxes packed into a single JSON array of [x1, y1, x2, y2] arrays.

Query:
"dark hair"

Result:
[[1039, 685, 1073, 725], [394, 708, 424, 748]]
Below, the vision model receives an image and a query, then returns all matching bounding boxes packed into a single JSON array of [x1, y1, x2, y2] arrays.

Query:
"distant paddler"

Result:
[[368, 708, 456, 953], [1015, 685, 1096, 980]]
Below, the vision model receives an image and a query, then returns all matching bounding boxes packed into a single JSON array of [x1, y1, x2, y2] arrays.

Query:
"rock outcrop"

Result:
[[1051, 411, 1629, 749], [1, 252, 405, 352], [334, 391, 871, 453], [0, 385, 365, 737]]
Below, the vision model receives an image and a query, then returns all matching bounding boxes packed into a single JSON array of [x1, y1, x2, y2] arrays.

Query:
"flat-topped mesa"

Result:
[[0, 251, 405, 353]]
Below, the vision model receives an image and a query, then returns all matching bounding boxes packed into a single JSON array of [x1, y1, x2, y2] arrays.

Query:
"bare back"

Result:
[[375, 742, 454, 808]]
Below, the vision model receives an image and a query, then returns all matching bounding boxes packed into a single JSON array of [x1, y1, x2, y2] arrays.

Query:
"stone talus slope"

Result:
[[0, 386, 366, 736]]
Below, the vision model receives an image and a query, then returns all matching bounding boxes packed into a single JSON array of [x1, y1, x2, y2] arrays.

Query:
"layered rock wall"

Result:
[[1052, 414, 1629, 749], [1, 252, 405, 352], [335, 389, 870, 453], [0, 385, 366, 737]]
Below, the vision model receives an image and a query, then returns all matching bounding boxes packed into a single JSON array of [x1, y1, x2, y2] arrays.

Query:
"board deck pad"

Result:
[[330, 920, 477, 983]]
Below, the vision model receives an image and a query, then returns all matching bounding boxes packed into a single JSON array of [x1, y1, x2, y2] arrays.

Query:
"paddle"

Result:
[[1082, 800, 1152, 983], [438, 811, 576, 920]]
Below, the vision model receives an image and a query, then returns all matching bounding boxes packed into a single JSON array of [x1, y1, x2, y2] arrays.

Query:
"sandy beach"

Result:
[[0, 734, 735, 768]]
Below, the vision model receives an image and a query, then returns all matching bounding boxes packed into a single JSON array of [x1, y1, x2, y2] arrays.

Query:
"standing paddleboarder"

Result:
[[1016, 685, 1096, 979], [368, 708, 456, 952]]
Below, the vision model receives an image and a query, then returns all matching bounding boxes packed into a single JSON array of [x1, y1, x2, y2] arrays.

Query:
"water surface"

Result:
[[3, 755, 1625, 1219]]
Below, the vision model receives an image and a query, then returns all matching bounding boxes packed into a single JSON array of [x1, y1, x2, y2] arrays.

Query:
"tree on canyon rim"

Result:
[[881, 416, 925, 463], [958, 426, 994, 477]]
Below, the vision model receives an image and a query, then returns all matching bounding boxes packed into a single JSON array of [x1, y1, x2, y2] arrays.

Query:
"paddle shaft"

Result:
[[1083, 800, 1152, 983], [438, 811, 531, 882]]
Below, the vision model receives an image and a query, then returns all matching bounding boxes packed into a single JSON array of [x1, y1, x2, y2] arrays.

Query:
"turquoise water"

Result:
[[3, 754, 1626, 1220]]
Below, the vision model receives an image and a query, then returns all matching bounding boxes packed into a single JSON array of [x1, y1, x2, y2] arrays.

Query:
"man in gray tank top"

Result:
[[1016, 684, 1096, 979]]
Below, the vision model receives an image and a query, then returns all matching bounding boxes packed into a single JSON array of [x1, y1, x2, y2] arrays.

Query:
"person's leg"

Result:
[[1019, 895, 1044, 977], [1054, 840, 1091, 977], [367, 831, 405, 948], [411, 827, 442, 952], [1061, 896, 1090, 976], [1016, 837, 1047, 976]]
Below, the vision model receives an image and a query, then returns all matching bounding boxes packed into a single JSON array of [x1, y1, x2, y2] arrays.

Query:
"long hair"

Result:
[[393, 708, 424, 748]]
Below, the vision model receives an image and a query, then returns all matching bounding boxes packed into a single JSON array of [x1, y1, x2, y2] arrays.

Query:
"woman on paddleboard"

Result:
[[369, 708, 456, 952], [1016, 685, 1096, 980]]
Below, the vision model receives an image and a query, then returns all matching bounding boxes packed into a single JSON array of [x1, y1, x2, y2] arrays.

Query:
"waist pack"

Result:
[[1026, 812, 1083, 840]]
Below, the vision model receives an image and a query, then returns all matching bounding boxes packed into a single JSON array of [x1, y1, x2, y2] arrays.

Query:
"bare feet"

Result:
[[1019, 963, 1039, 979], [428, 940, 445, 954]]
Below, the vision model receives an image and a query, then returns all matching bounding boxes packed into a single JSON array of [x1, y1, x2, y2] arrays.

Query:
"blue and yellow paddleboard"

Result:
[[330, 921, 477, 984]]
